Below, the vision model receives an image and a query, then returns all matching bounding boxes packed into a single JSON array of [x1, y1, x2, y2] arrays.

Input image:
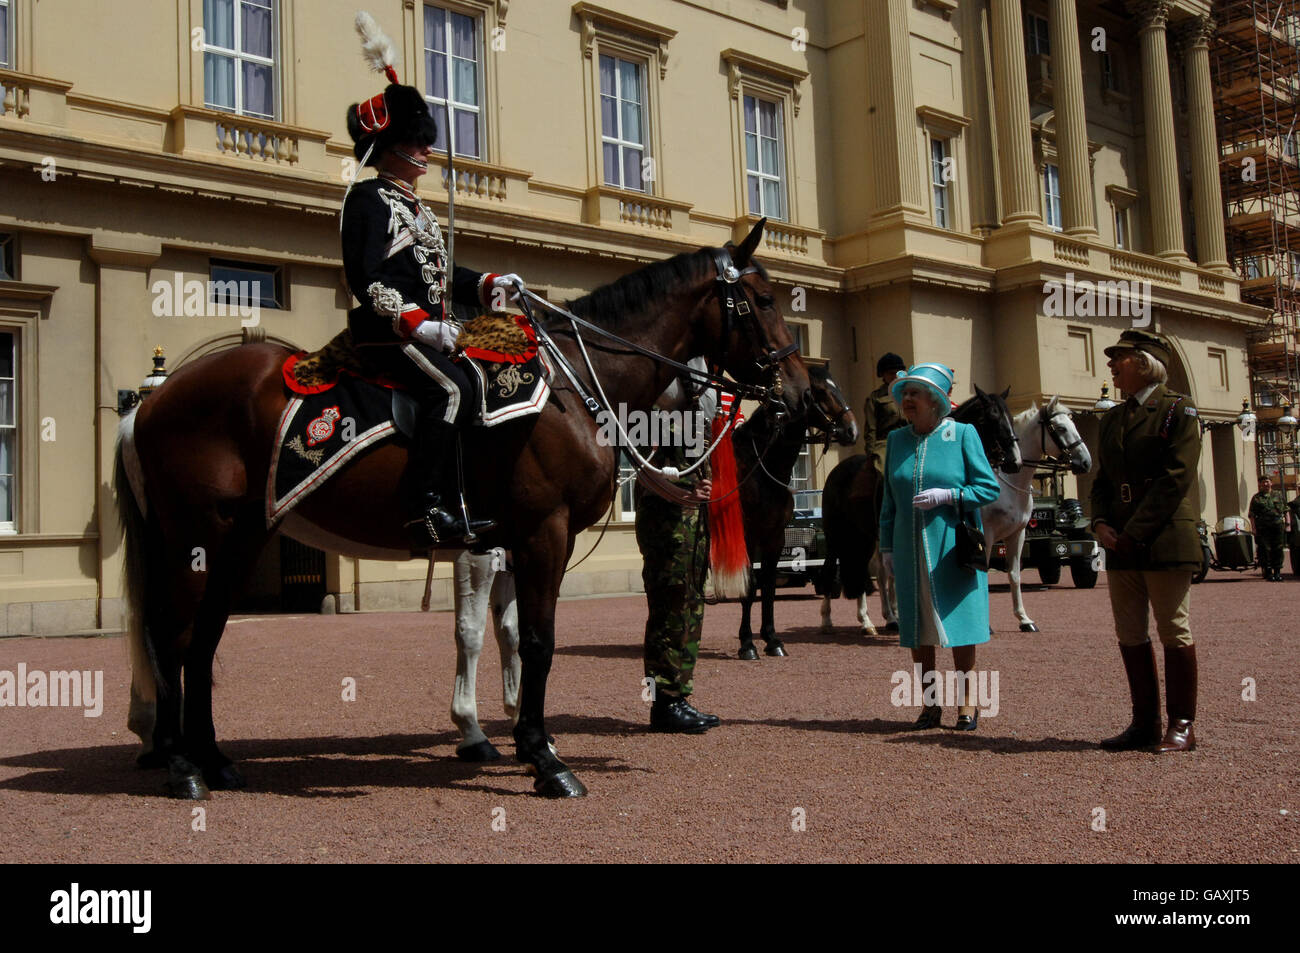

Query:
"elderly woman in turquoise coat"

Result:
[[879, 363, 999, 731]]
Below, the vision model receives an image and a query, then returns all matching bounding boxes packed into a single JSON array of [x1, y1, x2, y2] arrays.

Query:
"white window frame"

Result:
[[618, 451, 638, 521], [743, 93, 788, 221], [599, 53, 649, 192], [0, 0, 12, 70], [931, 137, 952, 229], [788, 443, 811, 493], [0, 328, 15, 534], [0, 233, 14, 281], [1024, 12, 1050, 56], [1113, 205, 1130, 249], [423, 3, 485, 161], [1043, 163, 1063, 232], [202, 0, 279, 120]]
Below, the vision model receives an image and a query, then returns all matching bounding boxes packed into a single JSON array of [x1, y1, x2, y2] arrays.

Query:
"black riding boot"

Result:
[[406, 415, 496, 551]]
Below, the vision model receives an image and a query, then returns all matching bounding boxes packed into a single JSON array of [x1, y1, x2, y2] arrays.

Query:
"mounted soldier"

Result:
[[342, 12, 524, 549]]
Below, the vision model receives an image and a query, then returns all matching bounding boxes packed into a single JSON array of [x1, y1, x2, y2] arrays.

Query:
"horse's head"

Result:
[[961, 385, 1022, 474], [704, 219, 812, 421], [1039, 395, 1092, 474], [807, 363, 859, 446]]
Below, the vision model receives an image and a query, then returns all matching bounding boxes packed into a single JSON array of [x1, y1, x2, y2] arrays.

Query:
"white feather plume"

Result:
[[355, 11, 396, 76]]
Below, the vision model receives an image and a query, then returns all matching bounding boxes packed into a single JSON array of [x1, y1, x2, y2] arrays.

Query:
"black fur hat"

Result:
[[346, 84, 439, 165]]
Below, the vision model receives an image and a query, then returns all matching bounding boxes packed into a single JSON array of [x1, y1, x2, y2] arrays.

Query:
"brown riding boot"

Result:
[[1100, 641, 1162, 750], [1156, 644, 1197, 753]]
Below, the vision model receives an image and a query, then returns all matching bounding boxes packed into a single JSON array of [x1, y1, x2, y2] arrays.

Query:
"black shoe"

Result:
[[408, 496, 497, 547], [911, 706, 942, 730], [679, 699, 720, 728], [954, 711, 979, 731], [650, 696, 710, 734]]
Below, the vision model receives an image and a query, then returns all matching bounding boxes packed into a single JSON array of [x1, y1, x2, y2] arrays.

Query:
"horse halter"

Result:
[[710, 247, 798, 404], [1027, 407, 1085, 469]]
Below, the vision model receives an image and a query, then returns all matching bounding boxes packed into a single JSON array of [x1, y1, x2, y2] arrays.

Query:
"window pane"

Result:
[[241, 0, 272, 58], [0, 7, 9, 69], [763, 179, 781, 218], [204, 52, 236, 110], [0, 333, 11, 378], [603, 143, 620, 186], [621, 100, 642, 144], [759, 101, 778, 138], [453, 58, 477, 106], [0, 380, 12, 426], [427, 50, 447, 100], [454, 109, 478, 158], [0, 474, 11, 525], [430, 108, 448, 152], [619, 59, 641, 104], [599, 55, 615, 97], [748, 174, 761, 212], [601, 95, 617, 137], [0, 433, 10, 474], [205, 0, 234, 50], [745, 132, 758, 172], [451, 12, 475, 59], [761, 137, 778, 174], [242, 61, 274, 117], [744, 95, 757, 134], [425, 7, 446, 52], [622, 147, 643, 192]]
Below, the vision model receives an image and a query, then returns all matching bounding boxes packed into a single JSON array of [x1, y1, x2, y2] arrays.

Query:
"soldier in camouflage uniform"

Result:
[[635, 414, 720, 734], [1249, 475, 1288, 582]]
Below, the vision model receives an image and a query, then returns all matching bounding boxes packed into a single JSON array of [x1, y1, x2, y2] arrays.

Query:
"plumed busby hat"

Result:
[[345, 12, 438, 166]]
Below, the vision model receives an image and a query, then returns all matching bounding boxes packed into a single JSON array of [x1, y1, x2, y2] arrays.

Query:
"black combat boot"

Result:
[[406, 415, 495, 551], [650, 693, 711, 734], [678, 698, 721, 728]]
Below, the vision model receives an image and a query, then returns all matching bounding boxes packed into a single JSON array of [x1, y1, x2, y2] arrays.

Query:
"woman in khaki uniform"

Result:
[[1090, 330, 1201, 753]]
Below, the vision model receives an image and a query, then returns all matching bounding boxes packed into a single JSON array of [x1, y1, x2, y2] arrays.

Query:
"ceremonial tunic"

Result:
[[1090, 384, 1201, 647], [879, 420, 999, 648], [1249, 490, 1287, 573], [863, 382, 904, 474], [340, 175, 495, 425], [635, 439, 710, 698]]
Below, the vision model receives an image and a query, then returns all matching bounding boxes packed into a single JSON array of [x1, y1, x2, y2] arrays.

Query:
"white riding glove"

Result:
[[881, 552, 894, 577], [912, 488, 956, 511], [411, 319, 460, 353], [489, 273, 526, 310]]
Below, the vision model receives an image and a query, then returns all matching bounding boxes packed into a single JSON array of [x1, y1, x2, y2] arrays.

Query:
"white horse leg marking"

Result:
[[857, 592, 878, 636], [490, 554, 521, 725], [820, 594, 833, 633], [451, 550, 493, 749], [1006, 528, 1035, 630]]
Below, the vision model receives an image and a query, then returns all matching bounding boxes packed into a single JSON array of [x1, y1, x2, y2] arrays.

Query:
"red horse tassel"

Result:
[[708, 393, 750, 599]]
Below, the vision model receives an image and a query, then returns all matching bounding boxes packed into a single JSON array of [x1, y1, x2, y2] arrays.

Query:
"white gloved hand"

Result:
[[881, 552, 894, 577], [411, 319, 460, 353], [912, 488, 956, 511], [490, 273, 526, 310]]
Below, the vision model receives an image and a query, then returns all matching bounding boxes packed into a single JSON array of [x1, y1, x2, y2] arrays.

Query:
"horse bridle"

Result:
[[709, 247, 799, 403], [1023, 407, 1085, 470]]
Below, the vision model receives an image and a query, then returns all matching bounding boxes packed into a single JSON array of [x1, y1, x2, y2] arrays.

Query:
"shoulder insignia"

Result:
[[1145, 401, 1158, 409], [1184, 406, 1198, 416]]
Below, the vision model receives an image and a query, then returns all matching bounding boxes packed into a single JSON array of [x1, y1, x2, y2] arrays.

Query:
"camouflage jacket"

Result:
[[1249, 491, 1287, 528]]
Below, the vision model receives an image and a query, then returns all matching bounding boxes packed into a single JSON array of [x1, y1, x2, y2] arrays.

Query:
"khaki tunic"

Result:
[[863, 382, 904, 474], [1090, 384, 1202, 571]]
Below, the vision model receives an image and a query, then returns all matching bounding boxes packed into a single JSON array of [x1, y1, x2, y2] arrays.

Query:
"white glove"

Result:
[[912, 488, 956, 511], [411, 319, 460, 353], [881, 552, 894, 577], [490, 273, 526, 310]]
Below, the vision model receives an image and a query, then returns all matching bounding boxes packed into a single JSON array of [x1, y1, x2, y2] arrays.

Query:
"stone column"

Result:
[[1049, 0, 1097, 236], [1182, 15, 1229, 270], [989, 0, 1041, 224], [865, 0, 928, 219], [1134, 0, 1188, 260]]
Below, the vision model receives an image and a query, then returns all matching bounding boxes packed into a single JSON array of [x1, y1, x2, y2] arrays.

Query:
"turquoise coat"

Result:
[[879, 419, 1000, 648]]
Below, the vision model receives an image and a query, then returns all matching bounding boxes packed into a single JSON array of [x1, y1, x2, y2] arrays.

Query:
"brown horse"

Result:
[[116, 220, 811, 799], [733, 362, 857, 659]]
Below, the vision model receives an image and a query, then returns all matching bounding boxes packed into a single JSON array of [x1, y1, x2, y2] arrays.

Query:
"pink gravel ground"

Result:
[[0, 570, 1295, 863]]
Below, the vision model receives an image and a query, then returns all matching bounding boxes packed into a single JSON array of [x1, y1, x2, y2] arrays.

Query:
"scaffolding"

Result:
[[1213, 0, 1300, 492]]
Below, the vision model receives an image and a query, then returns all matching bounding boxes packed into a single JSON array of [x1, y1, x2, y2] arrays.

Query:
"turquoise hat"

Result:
[[891, 362, 955, 409]]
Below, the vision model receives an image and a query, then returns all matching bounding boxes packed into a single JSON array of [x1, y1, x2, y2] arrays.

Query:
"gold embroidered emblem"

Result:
[[496, 363, 535, 399], [287, 434, 324, 467]]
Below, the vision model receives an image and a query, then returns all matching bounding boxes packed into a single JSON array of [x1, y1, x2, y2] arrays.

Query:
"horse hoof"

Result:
[[884, 622, 899, 634], [820, 622, 833, 634], [862, 626, 878, 637], [738, 643, 759, 661], [534, 769, 587, 798], [1020, 622, 1039, 633], [764, 642, 788, 657], [135, 750, 167, 770], [456, 740, 502, 762], [203, 763, 246, 791], [166, 774, 211, 801]]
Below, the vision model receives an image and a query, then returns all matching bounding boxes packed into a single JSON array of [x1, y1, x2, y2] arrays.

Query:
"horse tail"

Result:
[[114, 411, 161, 728]]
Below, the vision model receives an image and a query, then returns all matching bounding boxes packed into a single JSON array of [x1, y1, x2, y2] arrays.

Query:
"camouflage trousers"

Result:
[[636, 494, 709, 698], [1257, 525, 1285, 572]]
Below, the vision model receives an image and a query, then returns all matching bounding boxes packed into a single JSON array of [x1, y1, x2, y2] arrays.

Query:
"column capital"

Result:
[[1176, 15, 1217, 51], [1129, 0, 1172, 32]]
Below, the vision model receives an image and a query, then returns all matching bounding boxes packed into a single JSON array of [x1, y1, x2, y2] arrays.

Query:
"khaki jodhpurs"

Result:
[[1106, 569, 1194, 648]]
